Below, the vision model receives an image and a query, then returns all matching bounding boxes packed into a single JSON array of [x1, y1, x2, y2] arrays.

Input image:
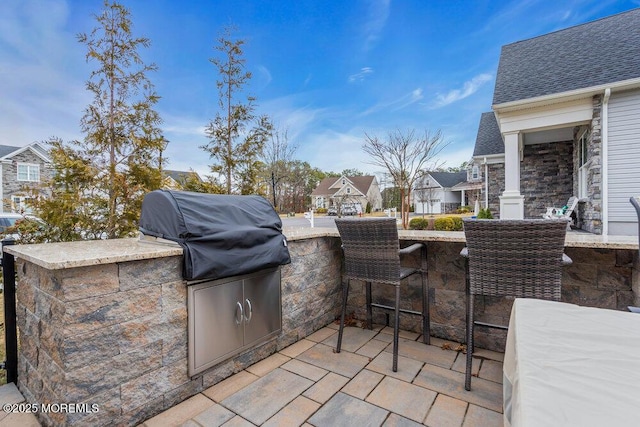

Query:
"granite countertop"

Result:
[[4, 228, 638, 270], [3, 238, 183, 270]]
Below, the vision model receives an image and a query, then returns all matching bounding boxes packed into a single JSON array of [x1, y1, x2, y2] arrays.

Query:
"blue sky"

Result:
[[1, 0, 639, 179]]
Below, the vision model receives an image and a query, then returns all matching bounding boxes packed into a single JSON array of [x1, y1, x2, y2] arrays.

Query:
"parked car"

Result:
[[327, 207, 337, 216], [0, 213, 25, 235], [342, 206, 357, 216], [0, 213, 43, 260]]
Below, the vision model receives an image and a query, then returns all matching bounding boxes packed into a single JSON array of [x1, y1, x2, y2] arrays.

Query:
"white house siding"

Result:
[[414, 188, 444, 214], [607, 89, 640, 236]]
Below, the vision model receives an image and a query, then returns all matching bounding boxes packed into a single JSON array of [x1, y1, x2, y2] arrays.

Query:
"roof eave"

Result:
[[492, 77, 640, 113], [472, 153, 505, 163]]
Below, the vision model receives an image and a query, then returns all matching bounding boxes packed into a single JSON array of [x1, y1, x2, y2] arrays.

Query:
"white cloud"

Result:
[[362, 0, 391, 51], [433, 74, 492, 108], [256, 65, 272, 87], [392, 88, 424, 111], [303, 74, 312, 87], [259, 94, 330, 143], [348, 67, 374, 83], [358, 87, 423, 117]]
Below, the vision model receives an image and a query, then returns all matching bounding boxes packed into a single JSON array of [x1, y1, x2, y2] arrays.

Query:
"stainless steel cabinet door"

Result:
[[243, 268, 282, 346], [190, 278, 244, 373]]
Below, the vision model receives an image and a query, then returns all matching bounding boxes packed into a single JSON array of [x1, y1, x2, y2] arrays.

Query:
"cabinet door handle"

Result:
[[235, 301, 243, 325], [244, 299, 252, 323]]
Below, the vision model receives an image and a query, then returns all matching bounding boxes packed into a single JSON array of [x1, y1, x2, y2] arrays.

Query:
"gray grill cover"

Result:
[[139, 190, 290, 281]]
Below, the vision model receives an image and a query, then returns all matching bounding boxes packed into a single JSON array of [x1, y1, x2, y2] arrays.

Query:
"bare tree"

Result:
[[262, 128, 297, 211], [363, 129, 447, 229]]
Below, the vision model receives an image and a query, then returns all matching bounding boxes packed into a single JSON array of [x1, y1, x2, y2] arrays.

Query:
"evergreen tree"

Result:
[[19, 1, 165, 242], [203, 26, 273, 194]]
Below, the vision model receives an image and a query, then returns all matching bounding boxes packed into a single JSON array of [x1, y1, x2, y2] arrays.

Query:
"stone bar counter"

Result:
[[4, 228, 638, 426]]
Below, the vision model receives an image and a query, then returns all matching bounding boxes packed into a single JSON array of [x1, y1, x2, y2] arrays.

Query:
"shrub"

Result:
[[315, 207, 327, 214], [457, 205, 472, 214], [451, 216, 463, 230], [365, 202, 372, 214], [434, 216, 464, 231], [477, 208, 494, 219], [434, 217, 455, 231], [409, 217, 429, 230]]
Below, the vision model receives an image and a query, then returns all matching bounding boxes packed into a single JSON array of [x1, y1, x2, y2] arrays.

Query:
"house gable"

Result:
[[0, 143, 52, 213], [328, 176, 350, 190], [0, 143, 51, 164]]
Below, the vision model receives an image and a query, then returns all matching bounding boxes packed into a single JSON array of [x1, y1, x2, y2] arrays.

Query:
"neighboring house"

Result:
[[162, 170, 203, 190], [311, 175, 383, 213], [413, 172, 466, 214], [470, 9, 640, 235], [0, 142, 52, 213]]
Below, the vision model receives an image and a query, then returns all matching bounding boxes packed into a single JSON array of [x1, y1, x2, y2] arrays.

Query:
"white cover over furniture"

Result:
[[504, 298, 640, 427]]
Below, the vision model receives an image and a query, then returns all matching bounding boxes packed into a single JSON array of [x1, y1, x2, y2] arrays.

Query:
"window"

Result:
[[472, 165, 479, 180], [578, 129, 590, 199], [579, 129, 590, 168], [342, 179, 346, 185], [346, 187, 351, 194], [17, 163, 40, 182], [12, 196, 34, 213]]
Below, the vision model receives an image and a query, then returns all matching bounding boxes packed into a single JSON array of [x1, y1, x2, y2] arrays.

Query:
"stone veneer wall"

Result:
[[521, 141, 574, 219], [14, 237, 342, 427], [2, 150, 53, 212], [574, 95, 603, 234], [484, 164, 504, 218]]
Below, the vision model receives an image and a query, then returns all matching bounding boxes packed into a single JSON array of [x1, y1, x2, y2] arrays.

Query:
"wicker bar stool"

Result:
[[335, 217, 429, 372], [461, 219, 572, 391]]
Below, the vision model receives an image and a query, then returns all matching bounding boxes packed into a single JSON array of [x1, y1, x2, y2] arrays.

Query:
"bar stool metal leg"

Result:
[[336, 279, 350, 353], [465, 259, 473, 391], [366, 281, 373, 329], [421, 270, 429, 345], [392, 283, 400, 372]]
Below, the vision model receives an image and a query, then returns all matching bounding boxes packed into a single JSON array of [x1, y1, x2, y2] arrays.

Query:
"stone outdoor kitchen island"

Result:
[[4, 227, 639, 426]]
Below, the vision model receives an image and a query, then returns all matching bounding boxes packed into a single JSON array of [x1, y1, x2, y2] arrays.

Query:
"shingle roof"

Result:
[[310, 177, 338, 196], [428, 172, 467, 188], [493, 8, 640, 105], [311, 176, 375, 196], [164, 170, 202, 183], [349, 176, 375, 194], [473, 112, 504, 156], [0, 145, 20, 158]]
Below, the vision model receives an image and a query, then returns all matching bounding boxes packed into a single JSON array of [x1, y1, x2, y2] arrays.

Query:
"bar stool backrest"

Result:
[[463, 219, 568, 301], [335, 218, 400, 285]]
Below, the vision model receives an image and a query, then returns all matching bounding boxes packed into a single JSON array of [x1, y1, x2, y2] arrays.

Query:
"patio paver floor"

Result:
[[0, 325, 504, 426], [145, 325, 503, 426]]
